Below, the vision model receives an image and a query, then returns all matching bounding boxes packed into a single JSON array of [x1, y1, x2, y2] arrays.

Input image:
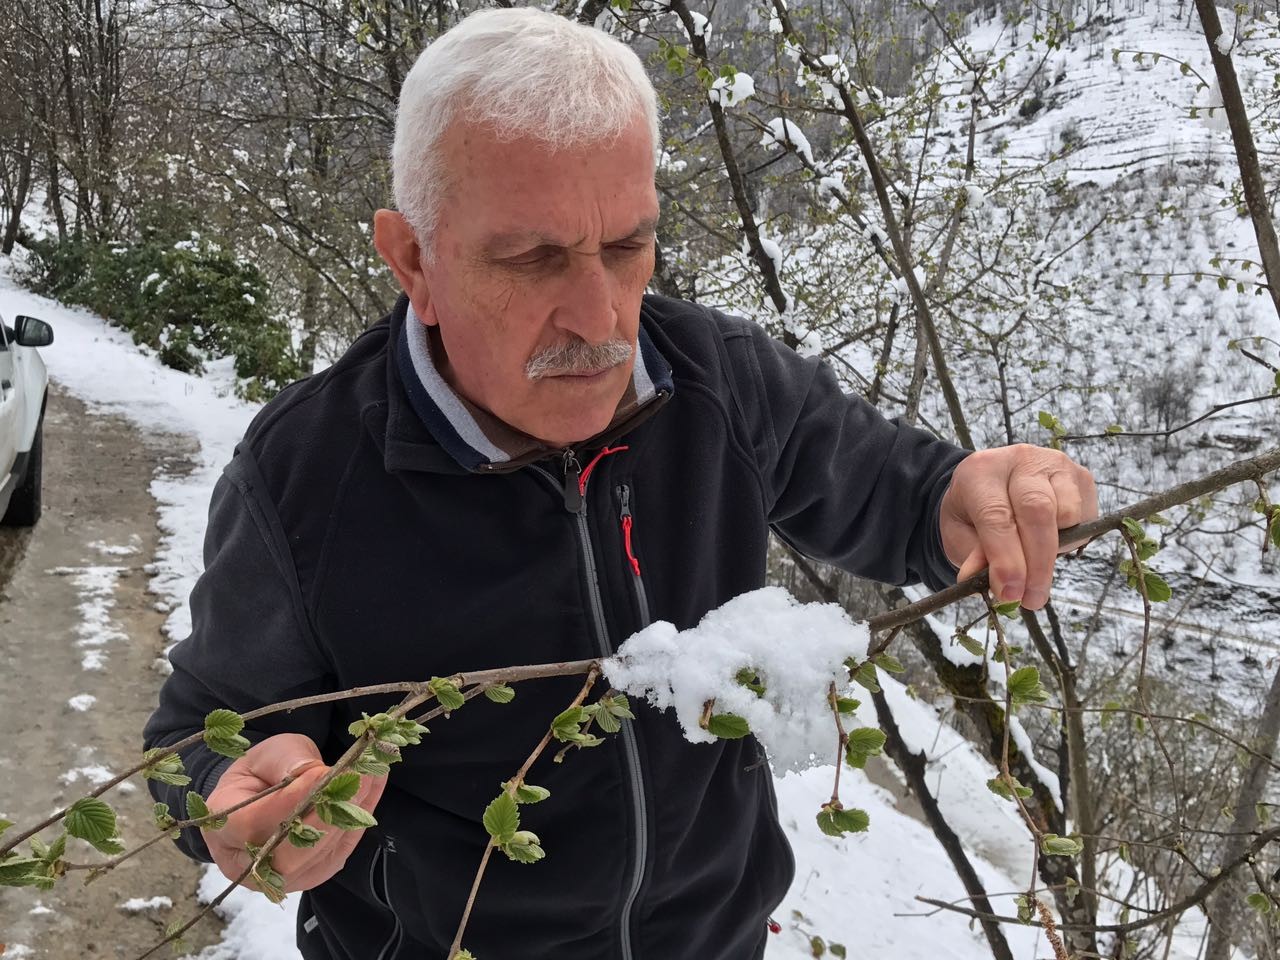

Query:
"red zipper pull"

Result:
[[618, 484, 641, 576], [767, 917, 782, 934]]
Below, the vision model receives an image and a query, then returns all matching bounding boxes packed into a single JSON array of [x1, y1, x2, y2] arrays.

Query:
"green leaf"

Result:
[[185, 792, 210, 821], [153, 802, 175, 830], [322, 772, 362, 803], [845, 728, 887, 769], [994, 600, 1021, 618], [1257, 802, 1272, 826], [484, 684, 516, 704], [602, 695, 635, 720], [206, 732, 251, 759], [89, 835, 125, 856], [1142, 571, 1172, 603], [1247, 891, 1273, 914], [513, 783, 551, 805], [834, 697, 860, 714], [987, 776, 1033, 801], [42, 833, 66, 864], [1007, 666, 1049, 709], [815, 804, 870, 837], [352, 742, 397, 776], [1273, 369, 1280, 393], [595, 709, 621, 734], [0, 856, 51, 887], [957, 634, 986, 657], [1269, 511, 1280, 549], [244, 843, 286, 904], [287, 820, 325, 848], [829, 945, 847, 959], [852, 661, 881, 693], [204, 708, 245, 740], [706, 713, 751, 739], [429, 676, 467, 710], [142, 749, 191, 787], [453, 952, 477, 960], [0, 818, 12, 840], [483, 791, 519, 844], [501, 830, 546, 864], [1105, 423, 1124, 435], [551, 706, 586, 742], [1041, 833, 1083, 857], [1121, 517, 1145, 540], [872, 653, 905, 674], [65, 796, 118, 846], [1015, 894, 1033, 924], [315, 799, 377, 831], [164, 918, 189, 953], [735, 668, 766, 696]]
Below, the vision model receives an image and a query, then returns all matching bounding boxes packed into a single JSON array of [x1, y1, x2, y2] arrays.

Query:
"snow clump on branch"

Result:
[[760, 117, 818, 169], [709, 70, 755, 107], [603, 587, 870, 771]]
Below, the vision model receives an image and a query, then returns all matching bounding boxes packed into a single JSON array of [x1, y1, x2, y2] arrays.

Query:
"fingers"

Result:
[[945, 446, 1099, 612], [209, 763, 389, 894]]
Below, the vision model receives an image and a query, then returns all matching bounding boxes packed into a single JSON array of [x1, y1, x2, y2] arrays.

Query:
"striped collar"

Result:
[[395, 304, 674, 472]]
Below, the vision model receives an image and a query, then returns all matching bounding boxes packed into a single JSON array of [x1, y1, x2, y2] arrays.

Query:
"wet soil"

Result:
[[0, 385, 222, 959]]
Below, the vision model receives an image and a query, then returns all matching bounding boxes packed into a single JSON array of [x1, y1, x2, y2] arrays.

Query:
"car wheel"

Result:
[[2, 415, 43, 527]]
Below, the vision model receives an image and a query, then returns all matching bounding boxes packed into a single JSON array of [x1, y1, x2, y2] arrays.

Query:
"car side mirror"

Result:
[[14, 316, 53, 348]]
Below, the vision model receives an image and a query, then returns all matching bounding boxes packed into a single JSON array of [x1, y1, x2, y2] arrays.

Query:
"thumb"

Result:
[[956, 546, 987, 583], [239, 733, 326, 786]]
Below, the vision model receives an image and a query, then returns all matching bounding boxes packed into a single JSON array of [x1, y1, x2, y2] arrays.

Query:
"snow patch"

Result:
[[604, 587, 868, 771], [120, 896, 173, 913], [709, 71, 755, 107], [67, 694, 97, 712]]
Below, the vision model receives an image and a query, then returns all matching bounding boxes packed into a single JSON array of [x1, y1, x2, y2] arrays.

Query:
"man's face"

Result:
[[411, 117, 659, 448]]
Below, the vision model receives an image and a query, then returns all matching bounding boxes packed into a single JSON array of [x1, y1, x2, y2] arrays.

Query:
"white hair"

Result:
[[392, 8, 661, 251]]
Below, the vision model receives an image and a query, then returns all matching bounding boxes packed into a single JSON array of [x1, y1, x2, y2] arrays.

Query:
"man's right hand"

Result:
[[202, 733, 387, 893]]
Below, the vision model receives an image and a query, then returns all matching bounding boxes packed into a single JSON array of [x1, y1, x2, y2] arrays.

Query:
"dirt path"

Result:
[[0, 385, 224, 959]]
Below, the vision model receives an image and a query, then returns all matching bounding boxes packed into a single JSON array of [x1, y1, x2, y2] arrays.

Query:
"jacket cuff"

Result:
[[923, 464, 965, 591]]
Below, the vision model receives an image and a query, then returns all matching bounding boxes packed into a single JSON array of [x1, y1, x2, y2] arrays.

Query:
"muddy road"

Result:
[[0, 386, 223, 959]]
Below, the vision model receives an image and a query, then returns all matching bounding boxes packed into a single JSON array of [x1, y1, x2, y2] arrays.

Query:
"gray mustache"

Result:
[[525, 337, 633, 380]]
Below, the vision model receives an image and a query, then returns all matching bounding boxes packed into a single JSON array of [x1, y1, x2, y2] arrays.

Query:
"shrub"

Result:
[[23, 233, 303, 398]]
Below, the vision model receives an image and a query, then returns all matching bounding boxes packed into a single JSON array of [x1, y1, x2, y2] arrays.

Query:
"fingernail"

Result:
[[1001, 581, 1024, 602], [1023, 589, 1047, 609], [286, 759, 321, 778]]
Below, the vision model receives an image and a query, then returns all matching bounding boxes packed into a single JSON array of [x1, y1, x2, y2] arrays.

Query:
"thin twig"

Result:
[[446, 666, 601, 960]]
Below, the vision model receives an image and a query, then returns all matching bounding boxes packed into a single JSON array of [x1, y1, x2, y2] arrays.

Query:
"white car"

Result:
[[0, 314, 53, 526]]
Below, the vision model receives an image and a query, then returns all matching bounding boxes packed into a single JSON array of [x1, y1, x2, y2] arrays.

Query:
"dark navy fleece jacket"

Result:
[[143, 293, 967, 960]]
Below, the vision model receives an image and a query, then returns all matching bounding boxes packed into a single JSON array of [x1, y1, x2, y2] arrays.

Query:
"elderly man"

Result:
[[145, 8, 1096, 960]]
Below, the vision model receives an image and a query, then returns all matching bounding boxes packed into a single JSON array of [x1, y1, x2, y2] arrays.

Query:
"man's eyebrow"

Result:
[[483, 218, 659, 256]]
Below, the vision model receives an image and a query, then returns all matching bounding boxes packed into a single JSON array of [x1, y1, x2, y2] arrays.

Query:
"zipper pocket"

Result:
[[617, 483, 651, 628], [368, 841, 404, 960]]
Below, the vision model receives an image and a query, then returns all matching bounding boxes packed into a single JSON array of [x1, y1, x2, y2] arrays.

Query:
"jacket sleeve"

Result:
[[722, 319, 970, 591], [142, 447, 334, 862]]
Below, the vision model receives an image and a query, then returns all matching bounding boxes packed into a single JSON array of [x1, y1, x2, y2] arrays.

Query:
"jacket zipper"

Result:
[[617, 484, 650, 627], [368, 841, 403, 960], [534, 459, 648, 960]]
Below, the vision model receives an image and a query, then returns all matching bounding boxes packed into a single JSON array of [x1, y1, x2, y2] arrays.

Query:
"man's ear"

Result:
[[373, 209, 435, 323]]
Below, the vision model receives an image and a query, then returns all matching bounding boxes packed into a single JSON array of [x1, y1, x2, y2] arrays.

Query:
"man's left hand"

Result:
[[939, 444, 1098, 610]]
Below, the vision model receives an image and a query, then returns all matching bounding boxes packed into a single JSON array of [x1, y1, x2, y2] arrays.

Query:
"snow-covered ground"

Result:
[[0, 274, 1059, 958]]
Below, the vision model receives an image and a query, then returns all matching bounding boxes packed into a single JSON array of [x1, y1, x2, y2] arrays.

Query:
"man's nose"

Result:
[[551, 252, 617, 343]]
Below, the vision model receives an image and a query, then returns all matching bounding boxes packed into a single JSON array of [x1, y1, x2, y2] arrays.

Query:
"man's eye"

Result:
[[506, 251, 553, 266], [606, 243, 649, 256]]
